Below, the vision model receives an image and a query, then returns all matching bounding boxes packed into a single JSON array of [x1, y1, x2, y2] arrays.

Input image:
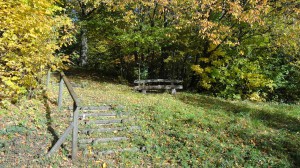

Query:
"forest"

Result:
[[0, 0, 300, 103], [1, 0, 300, 167]]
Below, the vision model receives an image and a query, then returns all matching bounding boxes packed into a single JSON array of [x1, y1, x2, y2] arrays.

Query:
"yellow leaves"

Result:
[[249, 92, 265, 102], [62, 156, 68, 161], [124, 10, 135, 23], [94, 160, 107, 168], [204, 67, 211, 73], [198, 20, 231, 45], [191, 64, 213, 89], [88, 145, 93, 156], [228, 1, 242, 19], [200, 58, 209, 63], [199, 20, 216, 34], [1, 76, 26, 96], [124, 55, 135, 63], [200, 77, 212, 90], [28, 33, 38, 39], [191, 65, 204, 75], [175, 26, 182, 30], [0, 0, 74, 102], [156, 0, 169, 6], [239, 50, 245, 56], [244, 73, 273, 90]]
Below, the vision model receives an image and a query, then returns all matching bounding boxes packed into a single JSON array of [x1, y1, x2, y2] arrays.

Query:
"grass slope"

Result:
[[1, 70, 299, 167]]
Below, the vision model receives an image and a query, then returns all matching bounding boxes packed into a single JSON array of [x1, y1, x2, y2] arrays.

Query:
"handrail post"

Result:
[[58, 73, 64, 110], [72, 102, 79, 161], [46, 69, 51, 88]]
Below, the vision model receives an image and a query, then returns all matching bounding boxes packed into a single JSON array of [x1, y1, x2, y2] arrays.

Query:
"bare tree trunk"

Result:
[[80, 28, 88, 66]]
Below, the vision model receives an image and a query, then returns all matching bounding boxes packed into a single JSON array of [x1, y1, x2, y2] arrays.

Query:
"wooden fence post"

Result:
[[46, 69, 51, 88], [72, 102, 79, 161], [58, 74, 63, 110]]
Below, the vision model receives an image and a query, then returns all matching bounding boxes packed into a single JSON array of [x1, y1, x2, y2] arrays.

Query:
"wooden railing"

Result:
[[46, 71, 80, 161]]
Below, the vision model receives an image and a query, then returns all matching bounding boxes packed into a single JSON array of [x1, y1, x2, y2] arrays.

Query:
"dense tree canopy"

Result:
[[69, 0, 299, 102], [1, 0, 299, 103]]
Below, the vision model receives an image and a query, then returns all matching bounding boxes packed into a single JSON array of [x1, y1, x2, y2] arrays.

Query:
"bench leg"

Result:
[[171, 89, 176, 94], [142, 90, 147, 94]]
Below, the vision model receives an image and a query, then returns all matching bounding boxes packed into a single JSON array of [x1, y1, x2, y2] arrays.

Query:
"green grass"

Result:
[[1, 71, 299, 167]]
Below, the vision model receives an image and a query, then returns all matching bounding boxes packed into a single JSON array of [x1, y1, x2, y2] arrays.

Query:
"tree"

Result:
[[63, 0, 300, 101], [0, 0, 74, 103]]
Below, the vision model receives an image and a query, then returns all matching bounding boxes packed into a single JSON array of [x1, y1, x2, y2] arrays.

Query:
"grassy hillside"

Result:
[[1, 71, 299, 167]]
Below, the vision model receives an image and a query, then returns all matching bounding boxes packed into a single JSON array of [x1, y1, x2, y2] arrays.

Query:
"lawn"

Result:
[[1, 70, 299, 167]]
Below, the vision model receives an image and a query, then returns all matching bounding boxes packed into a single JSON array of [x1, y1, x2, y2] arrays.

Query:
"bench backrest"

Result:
[[134, 79, 183, 84]]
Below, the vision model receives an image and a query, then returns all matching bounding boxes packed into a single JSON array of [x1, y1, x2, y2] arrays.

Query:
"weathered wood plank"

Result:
[[85, 119, 126, 125], [135, 85, 183, 90], [80, 112, 117, 117], [69, 112, 128, 120], [171, 88, 177, 94], [84, 147, 139, 156], [68, 106, 112, 111], [79, 137, 128, 144], [46, 122, 74, 157], [134, 79, 183, 84], [82, 126, 140, 134], [58, 77, 64, 109], [72, 104, 79, 161], [60, 72, 80, 107]]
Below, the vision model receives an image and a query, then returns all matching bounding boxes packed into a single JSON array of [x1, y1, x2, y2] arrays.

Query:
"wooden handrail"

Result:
[[60, 71, 80, 107], [46, 70, 80, 161]]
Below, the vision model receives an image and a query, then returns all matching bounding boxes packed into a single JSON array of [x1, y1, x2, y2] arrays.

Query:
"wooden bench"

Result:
[[134, 79, 183, 94]]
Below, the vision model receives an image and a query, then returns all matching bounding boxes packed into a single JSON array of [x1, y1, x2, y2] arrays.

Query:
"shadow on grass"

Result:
[[177, 94, 300, 167], [43, 91, 68, 155], [64, 68, 122, 84], [177, 94, 300, 132]]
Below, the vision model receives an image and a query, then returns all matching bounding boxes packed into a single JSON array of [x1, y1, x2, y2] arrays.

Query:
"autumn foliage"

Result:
[[0, 0, 73, 102], [1, 0, 299, 103], [71, 0, 299, 101]]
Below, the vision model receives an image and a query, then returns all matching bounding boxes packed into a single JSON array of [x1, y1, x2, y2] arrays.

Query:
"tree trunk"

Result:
[[80, 28, 88, 66], [159, 49, 168, 79], [188, 54, 200, 89]]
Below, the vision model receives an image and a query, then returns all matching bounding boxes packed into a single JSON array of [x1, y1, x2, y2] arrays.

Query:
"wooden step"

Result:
[[68, 106, 112, 111], [80, 112, 128, 118], [81, 112, 117, 117], [84, 147, 139, 156], [79, 137, 128, 144], [84, 119, 128, 125], [82, 126, 141, 134], [70, 112, 129, 121]]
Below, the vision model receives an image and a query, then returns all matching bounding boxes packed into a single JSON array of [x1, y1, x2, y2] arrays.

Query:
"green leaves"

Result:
[[21, 0, 300, 102]]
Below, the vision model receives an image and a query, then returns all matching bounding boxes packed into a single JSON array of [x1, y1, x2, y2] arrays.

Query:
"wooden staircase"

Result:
[[72, 105, 140, 160], [46, 71, 141, 165]]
